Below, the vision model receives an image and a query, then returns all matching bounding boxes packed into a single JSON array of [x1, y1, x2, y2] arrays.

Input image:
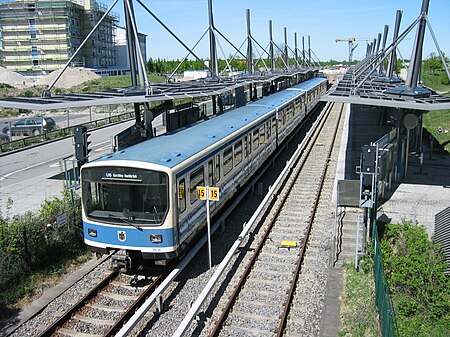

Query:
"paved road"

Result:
[[1, 110, 123, 137], [0, 121, 136, 217]]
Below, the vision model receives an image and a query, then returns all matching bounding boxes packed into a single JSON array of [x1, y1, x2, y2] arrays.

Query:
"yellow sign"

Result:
[[209, 187, 219, 201], [197, 186, 220, 201], [197, 186, 207, 200]]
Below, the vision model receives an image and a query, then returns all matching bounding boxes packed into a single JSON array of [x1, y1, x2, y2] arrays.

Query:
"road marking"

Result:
[[95, 145, 111, 152], [1, 141, 111, 181], [0, 157, 67, 181]]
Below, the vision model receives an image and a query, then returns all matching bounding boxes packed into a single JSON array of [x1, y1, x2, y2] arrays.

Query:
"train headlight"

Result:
[[150, 234, 163, 243], [88, 228, 97, 237]]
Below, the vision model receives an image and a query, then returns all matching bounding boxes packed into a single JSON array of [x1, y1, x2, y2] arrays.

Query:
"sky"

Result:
[[106, 0, 449, 63]]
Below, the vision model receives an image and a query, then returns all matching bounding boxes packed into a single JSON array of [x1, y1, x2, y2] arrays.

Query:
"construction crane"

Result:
[[335, 37, 358, 63]]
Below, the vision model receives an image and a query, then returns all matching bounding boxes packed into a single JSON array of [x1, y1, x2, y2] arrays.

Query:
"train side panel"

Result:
[[80, 77, 327, 267]]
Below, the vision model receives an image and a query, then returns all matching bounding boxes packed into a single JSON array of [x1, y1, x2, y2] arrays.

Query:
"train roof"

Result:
[[93, 77, 326, 169]]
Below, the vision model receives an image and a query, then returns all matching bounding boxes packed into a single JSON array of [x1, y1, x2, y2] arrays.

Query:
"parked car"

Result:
[[2, 117, 56, 136]]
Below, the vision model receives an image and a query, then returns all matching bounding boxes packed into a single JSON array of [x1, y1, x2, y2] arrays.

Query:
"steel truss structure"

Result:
[[0, 0, 319, 112], [322, 0, 450, 111]]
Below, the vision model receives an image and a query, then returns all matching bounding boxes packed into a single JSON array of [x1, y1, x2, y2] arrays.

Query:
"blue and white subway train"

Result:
[[80, 77, 327, 271]]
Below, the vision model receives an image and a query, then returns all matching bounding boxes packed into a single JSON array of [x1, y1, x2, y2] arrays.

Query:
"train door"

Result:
[[176, 176, 187, 241], [177, 177, 187, 214], [208, 158, 220, 187], [243, 133, 252, 162], [214, 154, 220, 186], [275, 109, 280, 147], [208, 160, 214, 186]]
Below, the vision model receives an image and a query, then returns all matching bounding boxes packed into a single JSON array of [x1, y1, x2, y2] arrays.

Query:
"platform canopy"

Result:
[[321, 68, 450, 111], [0, 70, 317, 111]]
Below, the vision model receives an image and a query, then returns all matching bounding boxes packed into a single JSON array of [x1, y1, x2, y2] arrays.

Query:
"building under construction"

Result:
[[0, 0, 118, 72]]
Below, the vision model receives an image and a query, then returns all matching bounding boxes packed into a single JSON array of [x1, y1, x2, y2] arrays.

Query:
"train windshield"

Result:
[[81, 167, 169, 226]]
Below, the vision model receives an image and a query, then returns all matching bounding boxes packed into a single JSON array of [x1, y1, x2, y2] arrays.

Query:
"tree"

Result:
[[423, 53, 443, 74]]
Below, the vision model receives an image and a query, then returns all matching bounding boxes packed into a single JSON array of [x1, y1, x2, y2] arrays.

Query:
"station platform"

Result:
[[321, 103, 450, 336]]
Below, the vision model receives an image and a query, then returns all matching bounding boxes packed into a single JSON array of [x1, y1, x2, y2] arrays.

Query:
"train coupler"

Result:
[[111, 253, 131, 273]]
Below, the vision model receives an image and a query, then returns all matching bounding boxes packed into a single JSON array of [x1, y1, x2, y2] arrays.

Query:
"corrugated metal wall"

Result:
[[434, 206, 450, 274]]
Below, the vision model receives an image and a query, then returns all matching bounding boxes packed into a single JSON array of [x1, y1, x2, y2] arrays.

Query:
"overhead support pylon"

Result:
[[208, 0, 219, 79], [302, 36, 306, 67], [246, 9, 254, 74], [284, 27, 289, 69], [387, 10, 403, 79], [269, 20, 275, 72], [385, 0, 431, 97], [376, 33, 382, 54], [379, 25, 389, 73], [308, 36, 311, 65]]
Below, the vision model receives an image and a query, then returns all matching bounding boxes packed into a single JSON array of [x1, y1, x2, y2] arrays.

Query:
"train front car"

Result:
[[81, 161, 176, 273]]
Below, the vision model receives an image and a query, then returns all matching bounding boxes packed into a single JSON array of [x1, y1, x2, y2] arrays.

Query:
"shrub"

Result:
[[0, 189, 85, 316], [380, 221, 450, 336]]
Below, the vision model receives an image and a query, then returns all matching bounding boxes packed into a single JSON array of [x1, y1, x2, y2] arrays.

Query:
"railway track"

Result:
[[208, 102, 344, 336], [9, 101, 340, 337], [37, 271, 163, 337]]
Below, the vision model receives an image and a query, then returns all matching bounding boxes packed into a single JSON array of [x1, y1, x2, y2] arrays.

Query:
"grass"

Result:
[[71, 73, 165, 93], [339, 263, 380, 337], [423, 109, 450, 153], [421, 67, 450, 153], [422, 68, 450, 93]]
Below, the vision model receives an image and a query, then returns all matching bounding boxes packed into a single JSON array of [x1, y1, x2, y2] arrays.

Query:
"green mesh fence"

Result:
[[372, 222, 396, 337]]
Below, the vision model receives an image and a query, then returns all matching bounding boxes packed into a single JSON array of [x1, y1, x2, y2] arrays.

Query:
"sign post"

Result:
[[197, 186, 219, 270]]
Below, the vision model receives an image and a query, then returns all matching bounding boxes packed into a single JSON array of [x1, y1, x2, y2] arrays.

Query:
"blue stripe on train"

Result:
[[83, 221, 176, 249]]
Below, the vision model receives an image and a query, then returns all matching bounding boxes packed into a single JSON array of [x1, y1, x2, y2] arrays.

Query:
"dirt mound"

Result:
[[0, 66, 32, 88], [34, 67, 100, 89]]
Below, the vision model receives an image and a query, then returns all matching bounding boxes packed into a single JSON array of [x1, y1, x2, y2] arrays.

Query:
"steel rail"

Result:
[[37, 270, 165, 337], [207, 102, 337, 337], [172, 99, 328, 337], [103, 273, 165, 336], [37, 270, 119, 337], [276, 102, 344, 337]]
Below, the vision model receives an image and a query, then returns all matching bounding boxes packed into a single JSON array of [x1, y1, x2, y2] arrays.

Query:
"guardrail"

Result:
[[0, 111, 134, 154]]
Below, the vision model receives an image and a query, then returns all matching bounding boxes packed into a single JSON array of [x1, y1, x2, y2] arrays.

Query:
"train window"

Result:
[[208, 160, 214, 186], [190, 167, 205, 204], [178, 179, 186, 213], [215, 155, 220, 183], [82, 167, 169, 225], [234, 141, 242, 165], [259, 125, 265, 144], [266, 120, 271, 139], [253, 129, 259, 149], [272, 117, 276, 134], [223, 147, 233, 176]]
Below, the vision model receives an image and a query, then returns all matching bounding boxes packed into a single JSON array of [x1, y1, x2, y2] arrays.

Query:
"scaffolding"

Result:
[[0, 0, 118, 72]]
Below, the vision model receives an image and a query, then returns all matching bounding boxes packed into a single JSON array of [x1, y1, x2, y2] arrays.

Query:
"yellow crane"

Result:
[[335, 37, 358, 63]]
